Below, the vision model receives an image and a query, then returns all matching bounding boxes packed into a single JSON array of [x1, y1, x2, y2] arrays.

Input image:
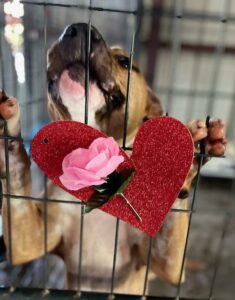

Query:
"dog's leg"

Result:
[[0, 97, 61, 265], [148, 197, 188, 285], [149, 119, 226, 285]]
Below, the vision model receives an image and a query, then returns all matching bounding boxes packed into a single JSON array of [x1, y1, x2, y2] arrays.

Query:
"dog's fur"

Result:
[[0, 23, 227, 293]]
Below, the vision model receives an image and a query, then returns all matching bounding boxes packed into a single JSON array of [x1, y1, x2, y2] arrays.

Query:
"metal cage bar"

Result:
[[175, 155, 203, 299], [206, 0, 231, 116], [109, 218, 120, 298], [76, 1, 93, 295], [77, 204, 85, 295], [122, 31, 136, 148], [0, 4, 10, 269], [3, 121, 13, 265], [185, 0, 209, 122], [109, 11, 138, 298], [19, 0, 137, 15], [43, 174, 49, 290], [141, 237, 153, 299], [166, 0, 183, 114], [43, 2, 49, 291], [0, 1, 17, 283], [207, 212, 231, 300], [0, 3, 5, 91], [0, 287, 216, 300]]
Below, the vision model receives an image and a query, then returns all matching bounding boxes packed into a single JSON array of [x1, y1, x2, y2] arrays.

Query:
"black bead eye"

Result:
[[117, 56, 129, 69]]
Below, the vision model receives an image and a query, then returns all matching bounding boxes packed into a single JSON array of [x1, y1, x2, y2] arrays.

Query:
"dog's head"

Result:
[[47, 23, 163, 143]]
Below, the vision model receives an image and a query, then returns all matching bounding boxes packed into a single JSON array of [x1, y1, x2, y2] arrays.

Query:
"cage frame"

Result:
[[0, 0, 232, 299]]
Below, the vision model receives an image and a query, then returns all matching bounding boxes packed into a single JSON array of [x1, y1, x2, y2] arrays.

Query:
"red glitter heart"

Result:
[[31, 117, 194, 236]]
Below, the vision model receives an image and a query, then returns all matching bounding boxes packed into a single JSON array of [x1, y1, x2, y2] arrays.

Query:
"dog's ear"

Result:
[[144, 87, 163, 120]]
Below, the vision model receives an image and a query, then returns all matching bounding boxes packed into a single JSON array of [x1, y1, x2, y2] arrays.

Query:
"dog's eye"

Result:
[[117, 56, 129, 69]]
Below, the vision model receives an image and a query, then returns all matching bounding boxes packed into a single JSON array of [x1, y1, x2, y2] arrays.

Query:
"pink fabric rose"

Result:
[[59, 137, 124, 191]]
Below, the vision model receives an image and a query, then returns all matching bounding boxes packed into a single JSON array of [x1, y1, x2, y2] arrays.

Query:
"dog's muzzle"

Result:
[[48, 23, 115, 93], [59, 23, 103, 65]]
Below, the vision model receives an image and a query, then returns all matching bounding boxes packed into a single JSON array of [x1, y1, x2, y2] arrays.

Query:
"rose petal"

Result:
[[59, 174, 85, 190], [85, 152, 108, 172], [97, 155, 124, 178], [62, 154, 71, 171], [73, 167, 102, 181], [62, 167, 78, 181], [63, 167, 101, 181], [88, 138, 111, 160], [88, 137, 120, 160], [89, 137, 113, 154], [60, 136, 123, 190], [59, 173, 105, 191], [88, 145, 100, 161], [62, 148, 90, 173], [74, 178, 105, 187], [85, 178, 106, 186], [89, 137, 106, 153], [67, 148, 90, 168], [104, 137, 120, 156]]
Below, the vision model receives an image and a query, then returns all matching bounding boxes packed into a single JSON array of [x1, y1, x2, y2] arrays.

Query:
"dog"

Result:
[[0, 23, 227, 293]]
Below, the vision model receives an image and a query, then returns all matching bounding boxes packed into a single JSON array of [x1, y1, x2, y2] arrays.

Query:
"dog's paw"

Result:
[[206, 119, 227, 156], [0, 91, 20, 137], [0, 92, 22, 178], [188, 119, 227, 157], [0, 98, 18, 121]]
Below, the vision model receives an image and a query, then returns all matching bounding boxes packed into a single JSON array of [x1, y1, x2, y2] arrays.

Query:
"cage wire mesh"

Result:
[[0, 0, 234, 299]]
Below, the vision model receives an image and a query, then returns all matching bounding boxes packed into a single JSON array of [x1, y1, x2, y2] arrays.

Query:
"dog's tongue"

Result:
[[59, 70, 85, 98]]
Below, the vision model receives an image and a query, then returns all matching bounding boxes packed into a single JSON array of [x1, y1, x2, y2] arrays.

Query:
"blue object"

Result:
[[24, 122, 48, 154]]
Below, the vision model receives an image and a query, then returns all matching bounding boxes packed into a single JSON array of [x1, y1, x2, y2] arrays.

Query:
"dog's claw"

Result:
[[188, 119, 227, 157]]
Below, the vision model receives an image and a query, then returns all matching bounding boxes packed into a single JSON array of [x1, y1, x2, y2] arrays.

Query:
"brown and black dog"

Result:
[[0, 23, 226, 293]]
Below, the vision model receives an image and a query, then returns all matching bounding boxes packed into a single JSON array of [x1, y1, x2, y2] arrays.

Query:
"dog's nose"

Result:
[[63, 23, 102, 42], [64, 24, 78, 38]]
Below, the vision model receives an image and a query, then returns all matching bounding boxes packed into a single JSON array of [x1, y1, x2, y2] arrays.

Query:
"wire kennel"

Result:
[[0, 0, 234, 299]]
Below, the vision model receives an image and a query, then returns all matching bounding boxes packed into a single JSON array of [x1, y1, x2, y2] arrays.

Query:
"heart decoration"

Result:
[[31, 117, 194, 236]]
